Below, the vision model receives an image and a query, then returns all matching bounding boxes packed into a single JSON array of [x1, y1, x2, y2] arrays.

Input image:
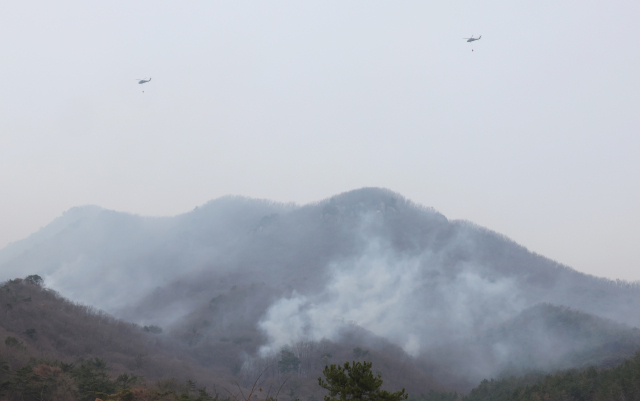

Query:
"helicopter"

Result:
[[463, 35, 481, 42], [136, 78, 152, 84]]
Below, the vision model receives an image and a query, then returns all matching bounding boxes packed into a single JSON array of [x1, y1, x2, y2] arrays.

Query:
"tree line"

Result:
[[0, 352, 228, 401], [1, 342, 414, 401], [464, 351, 640, 401]]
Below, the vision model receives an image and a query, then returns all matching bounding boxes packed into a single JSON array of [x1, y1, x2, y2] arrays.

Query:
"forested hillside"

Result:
[[3, 189, 639, 329], [465, 352, 640, 401], [0, 277, 450, 400], [0, 277, 236, 388], [2, 188, 640, 392], [420, 304, 640, 391], [5, 275, 640, 401]]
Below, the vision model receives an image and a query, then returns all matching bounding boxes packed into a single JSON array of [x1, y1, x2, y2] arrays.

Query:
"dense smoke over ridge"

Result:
[[0, 196, 292, 312], [258, 222, 523, 357], [3, 188, 640, 392]]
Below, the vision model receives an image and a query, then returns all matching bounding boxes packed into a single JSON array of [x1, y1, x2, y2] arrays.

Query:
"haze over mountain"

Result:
[[2, 188, 640, 391], [0, 277, 447, 399]]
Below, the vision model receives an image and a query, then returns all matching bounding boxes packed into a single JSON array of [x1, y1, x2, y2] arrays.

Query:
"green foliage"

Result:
[[0, 356, 9, 375], [0, 350, 232, 401], [118, 387, 135, 401], [464, 352, 640, 401], [0, 280, 244, 401], [4, 336, 25, 351], [152, 378, 219, 401], [0, 362, 75, 401], [71, 357, 117, 401], [115, 373, 141, 389], [318, 361, 408, 401], [353, 348, 369, 358], [143, 324, 163, 334], [5, 365, 40, 400], [279, 350, 301, 373], [5, 336, 19, 347], [23, 328, 36, 340], [59, 361, 75, 373], [24, 275, 43, 286]]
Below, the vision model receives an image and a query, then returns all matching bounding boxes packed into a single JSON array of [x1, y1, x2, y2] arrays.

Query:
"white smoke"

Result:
[[258, 237, 524, 357]]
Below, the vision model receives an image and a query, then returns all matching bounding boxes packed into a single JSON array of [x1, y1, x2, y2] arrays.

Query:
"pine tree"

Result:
[[318, 361, 408, 401]]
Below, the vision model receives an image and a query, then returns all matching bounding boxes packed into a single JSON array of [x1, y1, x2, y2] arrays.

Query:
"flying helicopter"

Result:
[[463, 35, 481, 42], [136, 78, 152, 84]]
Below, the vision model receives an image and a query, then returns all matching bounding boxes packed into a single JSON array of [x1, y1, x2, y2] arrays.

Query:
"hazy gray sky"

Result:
[[1, 1, 639, 281]]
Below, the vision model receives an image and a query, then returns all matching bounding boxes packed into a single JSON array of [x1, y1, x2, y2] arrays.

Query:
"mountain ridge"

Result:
[[2, 187, 640, 391]]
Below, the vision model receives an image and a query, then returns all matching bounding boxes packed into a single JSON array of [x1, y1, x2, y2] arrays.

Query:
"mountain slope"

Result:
[[3, 188, 638, 328], [0, 278, 451, 399], [0, 196, 292, 312], [0, 278, 234, 388], [2, 187, 640, 392], [420, 303, 640, 391]]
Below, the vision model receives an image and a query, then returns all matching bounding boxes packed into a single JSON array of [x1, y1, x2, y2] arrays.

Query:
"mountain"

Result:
[[0, 277, 236, 390], [0, 197, 293, 313], [0, 205, 105, 266], [0, 278, 450, 399], [2, 187, 640, 391], [464, 351, 640, 401], [420, 303, 640, 391]]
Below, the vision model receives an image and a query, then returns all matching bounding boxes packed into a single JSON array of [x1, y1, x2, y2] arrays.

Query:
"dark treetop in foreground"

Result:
[[319, 361, 408, 401]]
